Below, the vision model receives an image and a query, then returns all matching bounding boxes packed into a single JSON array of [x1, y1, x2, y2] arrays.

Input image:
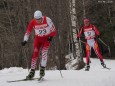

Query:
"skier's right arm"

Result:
[[22, 20, 34, 46], [46, 17, 56, 42], [77, 27, 83, 39]]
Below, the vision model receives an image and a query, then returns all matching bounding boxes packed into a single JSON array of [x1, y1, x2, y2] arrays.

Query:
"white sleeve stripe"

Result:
[[25, 31, 31, 35], [24, 32, 30, 41], [50, 24, 56, 32], [24, 35, 29, 41]]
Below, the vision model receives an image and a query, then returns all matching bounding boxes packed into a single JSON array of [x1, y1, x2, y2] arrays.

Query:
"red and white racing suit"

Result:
[[23, 16, 56, 69], [77, 24, 104, 65]]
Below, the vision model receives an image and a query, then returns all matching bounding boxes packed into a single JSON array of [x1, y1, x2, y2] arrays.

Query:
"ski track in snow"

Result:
[[0, 58, 115, 86]]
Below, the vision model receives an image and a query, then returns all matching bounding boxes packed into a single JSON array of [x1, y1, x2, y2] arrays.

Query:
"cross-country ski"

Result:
[[0, 1, 115, 86]]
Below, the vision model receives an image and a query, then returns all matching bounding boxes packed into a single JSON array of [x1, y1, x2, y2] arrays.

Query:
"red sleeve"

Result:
[[50, 31, 56, 37], [92, 25, 100, 36], [77, 27, 83, 38], [25, 19, 34, 36], [49, 23, 56, 37]]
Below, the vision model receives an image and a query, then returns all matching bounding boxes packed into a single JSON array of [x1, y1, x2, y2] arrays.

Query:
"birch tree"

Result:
[[68, 0, 85, 69]]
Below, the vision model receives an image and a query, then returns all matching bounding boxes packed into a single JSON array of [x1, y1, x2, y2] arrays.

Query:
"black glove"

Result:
[[96, 35, 99, 38], [48, 36, 53, 42], [21, 41, 27, 46], [97, 33, 102, 38], [77, 37, 79, 40]]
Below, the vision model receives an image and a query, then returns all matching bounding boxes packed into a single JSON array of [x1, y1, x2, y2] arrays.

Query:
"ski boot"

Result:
[[26, 69, 35, 79], [38, 66, 45, 81], [101, 62, 106, 68], [89, 59, 91, 63], [39, 66, 45, 77], [85, 65, 90, 71]]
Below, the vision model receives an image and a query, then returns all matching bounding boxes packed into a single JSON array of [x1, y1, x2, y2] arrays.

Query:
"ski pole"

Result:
[[98, 38, 108, 46], [51, 39, 63, 78], [108, 46, 111, 57], [77, 37, 85, 44], [98, 38, 111, 57], [53, 58, 63, 78], [113, 34, 115, 45], [56, 63, 63, 78], [80, 40, 85, 44], [22, 47, 29, 72]]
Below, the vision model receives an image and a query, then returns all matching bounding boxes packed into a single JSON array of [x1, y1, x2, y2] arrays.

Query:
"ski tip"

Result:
[[6, 78, 38, 83], [7, 81, 12, 83], [106, 68, 111, 70], [103, 67, 111, 70], [38, 77, 44, 83]]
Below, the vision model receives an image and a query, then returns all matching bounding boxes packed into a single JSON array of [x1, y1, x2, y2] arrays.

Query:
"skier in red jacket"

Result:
[[77, 19, 106, 71], [22, 10, 56, 79]]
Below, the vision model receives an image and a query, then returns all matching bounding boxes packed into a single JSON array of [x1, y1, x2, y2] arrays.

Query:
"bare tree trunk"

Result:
[[108, 7, 112, 24], [82, 0, 86, 18], [69, 0, 85, 69], [113, 34, 115, 45]]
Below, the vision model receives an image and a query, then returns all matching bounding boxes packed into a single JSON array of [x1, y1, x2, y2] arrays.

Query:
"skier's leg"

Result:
[[94, 41, 104, 62], [26, 38, 41, 79], [31, 39, 41, 70], [93, 41, 106, 68], [85, 43, 91, 71], [40, 41, 50, 77]]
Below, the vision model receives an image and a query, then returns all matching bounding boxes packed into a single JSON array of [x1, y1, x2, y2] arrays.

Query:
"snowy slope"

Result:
[[0, 58, 115, 86]]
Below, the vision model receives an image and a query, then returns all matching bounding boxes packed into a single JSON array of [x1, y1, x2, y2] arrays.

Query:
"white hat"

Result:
[[34, 10, 43, 19]]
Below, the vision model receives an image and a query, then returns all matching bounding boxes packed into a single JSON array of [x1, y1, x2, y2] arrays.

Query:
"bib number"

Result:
[[87, 32, 91, 36], [39, 29, 47, 35]]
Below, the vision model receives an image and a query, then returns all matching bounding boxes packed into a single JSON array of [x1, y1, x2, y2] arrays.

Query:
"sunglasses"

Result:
[[35, 18, 42, 20]]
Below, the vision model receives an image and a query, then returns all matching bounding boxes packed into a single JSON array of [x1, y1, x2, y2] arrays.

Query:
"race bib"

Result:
[[35, 28, 50, 36], [38, 29, 47, 34], [84, 30, 95, 39]]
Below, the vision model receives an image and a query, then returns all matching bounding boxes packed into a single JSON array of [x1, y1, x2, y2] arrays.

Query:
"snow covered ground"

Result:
[[0, 58, 115, 86]]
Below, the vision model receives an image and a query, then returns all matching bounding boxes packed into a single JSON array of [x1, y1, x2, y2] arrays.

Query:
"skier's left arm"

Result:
[[93, 25, 100, 37], [47, 17, 56, 41], [22, 20, 34, 46]]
